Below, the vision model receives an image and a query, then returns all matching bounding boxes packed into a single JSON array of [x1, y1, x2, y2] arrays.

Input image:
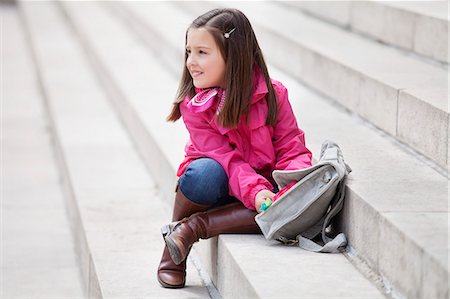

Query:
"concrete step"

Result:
[[105, 2, 448, 299], [177, 1, 449, 171], [280, 1, 449, 65], [2, 3, 84, 297], [18, 1, 211, 298], [57, 1, 388, 298]]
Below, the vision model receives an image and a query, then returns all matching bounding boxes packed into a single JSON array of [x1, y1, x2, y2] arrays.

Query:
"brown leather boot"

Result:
[[157, 187, 209, 288], [164, 202, 260, 265]]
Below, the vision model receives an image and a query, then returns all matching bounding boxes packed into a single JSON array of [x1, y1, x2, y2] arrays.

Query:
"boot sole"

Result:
[[157, 275, 185, 289], [165, 235, 184, 265]]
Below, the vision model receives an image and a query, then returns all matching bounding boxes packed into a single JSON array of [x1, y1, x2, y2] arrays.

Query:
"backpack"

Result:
[[255, 140, 352, 253]]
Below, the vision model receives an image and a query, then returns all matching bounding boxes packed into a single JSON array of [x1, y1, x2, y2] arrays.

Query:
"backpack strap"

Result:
[[297, 233, 347, 253], [321, 176, 347, 243], [296, 175, 348, 253]]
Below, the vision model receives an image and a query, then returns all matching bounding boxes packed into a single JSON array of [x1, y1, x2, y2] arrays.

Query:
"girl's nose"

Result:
[[186, 55, 196, 68]]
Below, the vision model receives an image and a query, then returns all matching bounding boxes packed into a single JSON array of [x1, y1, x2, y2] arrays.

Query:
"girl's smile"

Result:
[[186, 28, 226, 89], [190, 70, 203, 78]]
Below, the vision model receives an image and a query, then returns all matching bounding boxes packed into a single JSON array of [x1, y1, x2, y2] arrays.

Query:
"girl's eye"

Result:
[[186, 49, 191, 55], [199, 50, 207, 55]]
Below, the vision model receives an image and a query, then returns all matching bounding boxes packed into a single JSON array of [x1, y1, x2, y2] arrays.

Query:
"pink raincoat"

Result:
[[178, 68, 312, 210]]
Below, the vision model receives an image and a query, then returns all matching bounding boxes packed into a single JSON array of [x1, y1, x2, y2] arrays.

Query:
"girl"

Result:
[[157, 8, 312, 288]]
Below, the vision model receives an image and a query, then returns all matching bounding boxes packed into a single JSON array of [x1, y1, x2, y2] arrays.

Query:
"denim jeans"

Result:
[[178, 158, 237, 207]]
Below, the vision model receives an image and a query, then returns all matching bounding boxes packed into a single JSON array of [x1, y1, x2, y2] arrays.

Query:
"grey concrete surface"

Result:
[[284, 1, 449, 64], [2, 3, 84, 298]]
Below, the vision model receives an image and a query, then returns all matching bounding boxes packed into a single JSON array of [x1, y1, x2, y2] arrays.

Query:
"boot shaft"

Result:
[[172, 185, 209, 221], [171, 202, 261, 243], [195, 202, 260, 238]]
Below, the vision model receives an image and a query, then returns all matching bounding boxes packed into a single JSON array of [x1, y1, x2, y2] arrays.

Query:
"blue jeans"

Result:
[[178, 158, 237, 207]]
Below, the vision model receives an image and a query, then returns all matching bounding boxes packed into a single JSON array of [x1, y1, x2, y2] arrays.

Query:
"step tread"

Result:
[[219, 235, 384, 298], [384, 1, 448, 20], [281, 0, 449, 64]]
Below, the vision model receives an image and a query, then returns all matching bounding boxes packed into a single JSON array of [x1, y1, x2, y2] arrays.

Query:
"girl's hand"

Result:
[[255, 189, 276, 212]]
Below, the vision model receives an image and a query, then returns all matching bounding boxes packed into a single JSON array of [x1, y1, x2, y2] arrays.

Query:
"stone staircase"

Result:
[[276, 0, 449, 169], [282, 1, 448, 64], [14, 1, 448, 298]]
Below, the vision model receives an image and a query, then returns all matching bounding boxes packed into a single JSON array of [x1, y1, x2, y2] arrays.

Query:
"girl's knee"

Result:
[[178, 158, 229, 206]]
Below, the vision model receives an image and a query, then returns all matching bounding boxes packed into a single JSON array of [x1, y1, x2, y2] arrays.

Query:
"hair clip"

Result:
[[224, 28, 236, 39]]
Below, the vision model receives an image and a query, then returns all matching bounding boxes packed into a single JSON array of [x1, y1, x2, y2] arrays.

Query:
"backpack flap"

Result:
[[272, 164, 320, 189], [255, 164, 339, 241]]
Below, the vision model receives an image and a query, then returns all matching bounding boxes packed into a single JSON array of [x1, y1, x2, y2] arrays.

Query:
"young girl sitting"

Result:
[[157, 8, 312, 289]]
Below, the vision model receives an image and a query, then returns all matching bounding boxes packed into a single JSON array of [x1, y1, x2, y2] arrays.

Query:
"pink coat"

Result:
[[178, 69, 312, 210]]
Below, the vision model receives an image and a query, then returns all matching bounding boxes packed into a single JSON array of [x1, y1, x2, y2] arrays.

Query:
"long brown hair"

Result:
[[167, 8, 278, 128]]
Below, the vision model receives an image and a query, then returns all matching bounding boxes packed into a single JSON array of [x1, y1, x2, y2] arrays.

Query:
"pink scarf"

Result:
[[187, 88, 226, 114]]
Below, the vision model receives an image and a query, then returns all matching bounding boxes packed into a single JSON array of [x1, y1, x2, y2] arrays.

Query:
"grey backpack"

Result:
[[255, 140, 351, 253]]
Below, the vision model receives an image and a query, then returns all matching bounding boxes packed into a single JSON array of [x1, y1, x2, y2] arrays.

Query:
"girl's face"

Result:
[[186, 28, 226, 89]]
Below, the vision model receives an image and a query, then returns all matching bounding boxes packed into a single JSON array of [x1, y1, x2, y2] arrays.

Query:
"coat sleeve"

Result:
[[272, 83, 313, 170], [180, 102, 273, 211]]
